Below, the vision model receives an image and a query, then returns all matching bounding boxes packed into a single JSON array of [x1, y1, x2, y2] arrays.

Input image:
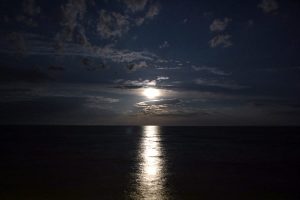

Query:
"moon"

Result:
[[143, 88, 161, 99]]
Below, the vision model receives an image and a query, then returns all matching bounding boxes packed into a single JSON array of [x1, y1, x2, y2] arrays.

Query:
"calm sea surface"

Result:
[[1, 126, 300, 200]]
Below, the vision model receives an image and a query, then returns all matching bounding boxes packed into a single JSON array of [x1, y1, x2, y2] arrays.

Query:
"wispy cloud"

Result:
[[209, 18, 231, 32], [209, 34, 232, 48], [54, 0, 88, 51], [159, 41, 170, 49], [123, 0, 149, 13], [194, 78, 248, 90], [97, 10, 130, 39], [157, 76, 169, 81], [145, 2, 161, 19], [192, 65, 231, 76]]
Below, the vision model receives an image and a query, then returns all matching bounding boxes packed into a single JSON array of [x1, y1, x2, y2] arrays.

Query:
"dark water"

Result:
[[1, 126, 300, 200]]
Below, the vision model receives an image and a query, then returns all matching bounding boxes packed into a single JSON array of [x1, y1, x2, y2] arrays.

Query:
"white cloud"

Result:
[[192, 65, 231, 76], [209, 34, 232, 48], [157, 76, 169, 81], [209, 18, 231, 32], [194, 78, 248, 90], [136, 99, 181, 115], [117, 79, 157, 88], [258, 0, 279, 14]]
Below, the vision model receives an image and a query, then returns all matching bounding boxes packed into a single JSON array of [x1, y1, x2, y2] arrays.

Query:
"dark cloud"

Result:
[[48, 65, 65, 71], [81, 58, 107, 71], [258, 0, 279, 14], [13, 0, 41, 27], [0, 66, 49, 83], [126, 61, 148, 71], [23, 0, 41, 16], [5, 32, 27, 56], [0, 96, 117, 124]]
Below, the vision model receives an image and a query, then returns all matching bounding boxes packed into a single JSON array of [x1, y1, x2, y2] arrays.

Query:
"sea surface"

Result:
[[0, 126, 300, 200]]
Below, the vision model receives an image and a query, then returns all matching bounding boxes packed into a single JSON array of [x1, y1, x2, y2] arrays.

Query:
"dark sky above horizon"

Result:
[[0, 0, 300, 125]]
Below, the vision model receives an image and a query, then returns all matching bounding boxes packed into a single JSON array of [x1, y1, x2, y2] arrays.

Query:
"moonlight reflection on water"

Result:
[[131, 126, 168, 200]]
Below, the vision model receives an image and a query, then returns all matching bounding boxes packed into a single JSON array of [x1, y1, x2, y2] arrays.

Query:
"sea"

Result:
[[0, 126, 300, 200]]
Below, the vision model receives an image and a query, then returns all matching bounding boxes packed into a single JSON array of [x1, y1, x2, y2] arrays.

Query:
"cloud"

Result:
[[48, 65, 65, 71], [5, 32, 27, 56], [145, 2, 161, 19], [157, 76, 169, 81], [209, 34, 232, 48], [116, 79, 156, 89], [97, 10, 130, 39], [136, 99, 181, 115], [126, 61, 148, 71], [23, 0, 41, 16], [0, 32, 158, 65], [259, 66, 300, 72], [135, 17, 145, 26], [86, 96, 120, 105], [156, 67, 181, 70], [93, 46, 157, 63], [81, 58, 107, 71], [16, 15, 38, 26], [159, 41, 170, 49], [13, 0, 41, 27], [194, 78, 248, 90], [137, 99, 180, 107], [73, 25, 91, 47], [123, 0, 148, 13], [192, 65, 231, 76], [209, 18, 231, 32], [0, 95, 119, 124], [97, 1, 160, 38], [0, 66, 49, 83], [258, 0, 279, 14], [55, 0, 87, 50]]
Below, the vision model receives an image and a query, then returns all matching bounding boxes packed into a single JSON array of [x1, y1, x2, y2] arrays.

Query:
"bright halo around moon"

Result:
[[143, 88, 161, 99]]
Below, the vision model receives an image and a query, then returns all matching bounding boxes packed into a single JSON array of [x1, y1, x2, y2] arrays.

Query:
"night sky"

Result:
[[1, 0, 300, 125]]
